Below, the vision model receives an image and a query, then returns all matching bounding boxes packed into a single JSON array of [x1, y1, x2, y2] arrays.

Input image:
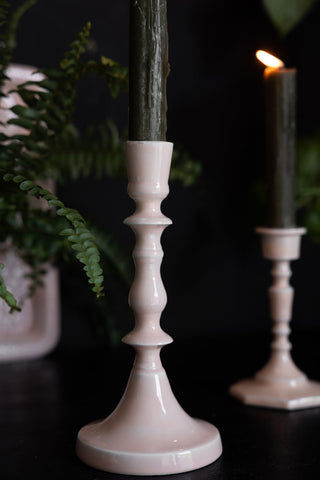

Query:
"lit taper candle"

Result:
[[256, 50, 296, 228], [129, 0, 169, 141]]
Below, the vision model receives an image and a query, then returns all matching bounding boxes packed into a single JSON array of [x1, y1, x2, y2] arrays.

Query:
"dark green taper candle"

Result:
[[129, 0, 169, 141], [257, 50, 296, 228], [264, 65, 296, 228]]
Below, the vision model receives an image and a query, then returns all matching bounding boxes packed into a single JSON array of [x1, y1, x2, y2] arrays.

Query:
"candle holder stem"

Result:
[[230, 227, 320, 410], [255, 257, 305, 384], [76, 141, 222, 475]]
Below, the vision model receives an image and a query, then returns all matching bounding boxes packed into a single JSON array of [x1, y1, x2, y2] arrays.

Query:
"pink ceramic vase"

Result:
[[0, 64, 60, 362]]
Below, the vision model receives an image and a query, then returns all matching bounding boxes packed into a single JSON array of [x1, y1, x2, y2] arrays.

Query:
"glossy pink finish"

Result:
[[76, 141, 222, 475], [0, 64, 60, 362], [230, 227, 320, 409], [0, 266, 60, 362]]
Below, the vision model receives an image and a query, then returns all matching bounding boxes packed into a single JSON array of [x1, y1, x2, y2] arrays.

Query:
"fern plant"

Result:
[[0, 18, 113, 304]]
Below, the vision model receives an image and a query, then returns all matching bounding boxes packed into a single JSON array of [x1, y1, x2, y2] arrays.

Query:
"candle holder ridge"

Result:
[[229, 227, 320, 410], [76, 141, 222, 475]]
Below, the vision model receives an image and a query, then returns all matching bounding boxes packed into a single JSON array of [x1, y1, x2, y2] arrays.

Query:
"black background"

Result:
[[10, 0, 320, 347]]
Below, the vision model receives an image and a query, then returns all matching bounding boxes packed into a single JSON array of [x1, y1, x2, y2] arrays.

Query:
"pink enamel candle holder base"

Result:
[[230, 227, 320, 410], [76, 141, 222, 475]]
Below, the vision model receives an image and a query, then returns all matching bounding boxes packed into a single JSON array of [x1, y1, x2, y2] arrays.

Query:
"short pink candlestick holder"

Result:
[[76, 141, 222, 475], [230, 227, 320, 410]]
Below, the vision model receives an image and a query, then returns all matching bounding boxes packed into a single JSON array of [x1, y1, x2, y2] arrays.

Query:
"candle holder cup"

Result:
[[230, 227, 320, 410], [76, 141, 222, 475]]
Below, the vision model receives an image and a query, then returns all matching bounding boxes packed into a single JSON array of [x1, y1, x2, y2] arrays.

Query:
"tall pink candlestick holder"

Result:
[[230, 227, 320, 410], [76, 141, 222, 475]]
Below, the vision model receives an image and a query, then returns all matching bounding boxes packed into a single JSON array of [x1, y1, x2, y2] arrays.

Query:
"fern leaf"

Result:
[[45, 121, 202, 187], [0, 0, 37, 93], [0, 263, 20, 313], [1, 172, 104, 297]]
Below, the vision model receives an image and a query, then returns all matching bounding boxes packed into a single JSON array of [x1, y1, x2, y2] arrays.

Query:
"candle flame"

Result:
[[256, 50, 284, 69]]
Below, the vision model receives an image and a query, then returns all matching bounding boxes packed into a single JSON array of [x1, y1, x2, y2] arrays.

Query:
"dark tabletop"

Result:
[[1, 331, 320, 480]]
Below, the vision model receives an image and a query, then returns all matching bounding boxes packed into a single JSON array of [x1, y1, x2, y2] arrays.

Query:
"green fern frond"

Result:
[[0, 263, 21, 313], [0, 0, 12, 91], [0, 0, 37, 93], [1, 172, 104, 297], [86, 56, 129, 98], [45, 121, 126, 182], [0, 0, 10, 25], [89, 222, 132, 289], [60, 21, 91, 71], [170, 146, 202, 186], [4, 0, 37, 51], [45, 121, 202, 186]]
